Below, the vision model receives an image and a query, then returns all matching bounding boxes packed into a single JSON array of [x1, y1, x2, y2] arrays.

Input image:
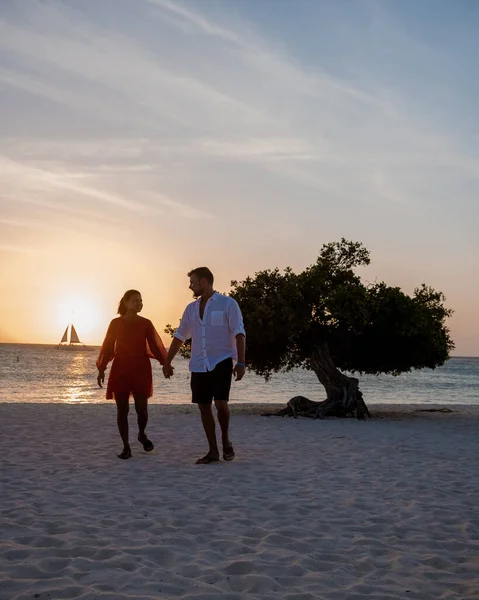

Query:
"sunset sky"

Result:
[[0, 0, 478, 355]]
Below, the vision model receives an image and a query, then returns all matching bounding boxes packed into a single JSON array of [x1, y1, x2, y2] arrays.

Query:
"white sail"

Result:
[[58, 323, 89, 349], [70, 325, 80, 344]]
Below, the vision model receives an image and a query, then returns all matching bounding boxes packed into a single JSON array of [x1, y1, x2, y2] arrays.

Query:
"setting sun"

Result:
[[56, 294, 101, 344]]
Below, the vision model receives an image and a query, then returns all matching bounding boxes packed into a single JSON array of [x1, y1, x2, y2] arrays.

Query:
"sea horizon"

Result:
[[1, 342, 477, 359]]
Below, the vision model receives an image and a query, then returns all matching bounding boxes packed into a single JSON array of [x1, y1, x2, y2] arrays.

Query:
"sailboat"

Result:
[[57, 324, 91, 350]]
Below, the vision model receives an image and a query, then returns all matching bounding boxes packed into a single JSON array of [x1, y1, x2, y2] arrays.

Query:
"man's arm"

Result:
[[227, 298, 246, 381], [166, 337, 183, 364], [236, 333, 245, 364], [162, 307, 191, 378], [162, 337, 183, 378], [233, 334, 246, 381]]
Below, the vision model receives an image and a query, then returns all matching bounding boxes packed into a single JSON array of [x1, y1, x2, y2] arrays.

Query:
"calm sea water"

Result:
[[0, 344, 478, 406]]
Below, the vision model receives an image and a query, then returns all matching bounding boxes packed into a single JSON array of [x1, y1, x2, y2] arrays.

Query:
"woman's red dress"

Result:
[[96, 316, 167, 399]]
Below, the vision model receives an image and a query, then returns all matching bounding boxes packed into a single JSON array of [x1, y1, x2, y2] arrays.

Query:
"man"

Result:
[[163, 267, 246, 464]]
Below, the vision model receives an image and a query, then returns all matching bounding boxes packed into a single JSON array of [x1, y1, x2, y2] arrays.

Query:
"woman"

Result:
[[97, 290, 167, 459]]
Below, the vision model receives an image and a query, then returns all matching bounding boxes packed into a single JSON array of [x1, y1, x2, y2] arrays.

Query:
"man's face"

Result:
[[189, 275, 204, 298]]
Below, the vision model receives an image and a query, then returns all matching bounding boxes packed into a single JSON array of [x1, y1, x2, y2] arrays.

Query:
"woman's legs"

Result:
[[133, 394, 154, 451], [115, 393, 130, 454]]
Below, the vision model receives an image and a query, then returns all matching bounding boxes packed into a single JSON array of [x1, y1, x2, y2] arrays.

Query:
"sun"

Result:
[[56, 294, 101, 341]]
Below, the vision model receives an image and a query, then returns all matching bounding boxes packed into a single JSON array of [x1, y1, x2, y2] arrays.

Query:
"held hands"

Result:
[[97, 369, 105, 388], [233, 362, 246, 381], [162, 362, 174, 379]]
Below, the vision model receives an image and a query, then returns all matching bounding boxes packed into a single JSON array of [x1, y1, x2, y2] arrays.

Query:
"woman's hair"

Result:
[[117, 289, 141, 315]]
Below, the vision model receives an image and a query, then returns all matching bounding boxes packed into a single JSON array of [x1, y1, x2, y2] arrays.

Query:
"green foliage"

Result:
[[229, 239, 454, 378]]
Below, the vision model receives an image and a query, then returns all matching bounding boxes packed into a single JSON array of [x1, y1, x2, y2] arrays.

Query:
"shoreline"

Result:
[[2, 400, 479, 419]]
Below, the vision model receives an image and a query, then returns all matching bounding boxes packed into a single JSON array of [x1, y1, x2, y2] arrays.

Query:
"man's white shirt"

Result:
[[174, 292, 246, 372]]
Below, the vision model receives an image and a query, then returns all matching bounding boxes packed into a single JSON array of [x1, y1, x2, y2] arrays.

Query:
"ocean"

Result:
[[1, 343, 478, 407]]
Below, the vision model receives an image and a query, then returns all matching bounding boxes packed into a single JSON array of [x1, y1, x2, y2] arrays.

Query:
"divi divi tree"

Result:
[[229, 239, 454, 419]]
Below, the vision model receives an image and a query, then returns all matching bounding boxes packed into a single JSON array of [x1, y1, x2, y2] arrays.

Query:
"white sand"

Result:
[[1, 402, 479, 600]]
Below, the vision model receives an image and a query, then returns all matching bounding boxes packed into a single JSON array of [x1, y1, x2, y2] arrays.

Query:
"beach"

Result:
[[1, 403, 479, 600]]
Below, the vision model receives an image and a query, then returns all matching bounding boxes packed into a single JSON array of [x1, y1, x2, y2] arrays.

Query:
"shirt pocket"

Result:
[[210, 311, 224, 326]]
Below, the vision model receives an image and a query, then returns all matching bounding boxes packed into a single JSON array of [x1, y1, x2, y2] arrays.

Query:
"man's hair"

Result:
[[188, 267, 214, 285]]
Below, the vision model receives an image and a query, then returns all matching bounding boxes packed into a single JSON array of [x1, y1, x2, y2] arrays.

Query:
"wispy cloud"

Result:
[[146, 0, 395, 112], [0, 217, 62, 231], [0, 157, 214, 232], [0, 2, 267, 133], [193, 138, 318, 162], [0, 158, 149, 211], [2, 0, 475, 207]]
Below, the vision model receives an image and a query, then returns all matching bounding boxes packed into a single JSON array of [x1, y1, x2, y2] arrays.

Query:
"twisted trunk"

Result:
[[264, 343, 370, 420], [309, 343, 370, 419]]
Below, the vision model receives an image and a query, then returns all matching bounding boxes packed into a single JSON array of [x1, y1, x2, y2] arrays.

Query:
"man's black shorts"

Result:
[[191, 358, 233, 404]]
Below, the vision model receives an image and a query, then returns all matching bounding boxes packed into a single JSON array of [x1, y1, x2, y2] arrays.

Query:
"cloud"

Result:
[[143, 192, 216, 220], [0, 2, 267, 134], [146, 0, 249, 45], [1, 0, 478, 235], [0, 157, 148, 211], [146, 0, 394, 112], [193, 137, 318, 162], [0, 157, 214, 227], [0, 216, 62, 231]]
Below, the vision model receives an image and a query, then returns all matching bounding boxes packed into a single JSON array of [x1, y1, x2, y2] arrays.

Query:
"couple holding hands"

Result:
[[96, 267, 246, 463]]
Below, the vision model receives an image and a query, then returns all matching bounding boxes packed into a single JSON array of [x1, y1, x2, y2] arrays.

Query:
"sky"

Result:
[[0, 0, 478, 355]]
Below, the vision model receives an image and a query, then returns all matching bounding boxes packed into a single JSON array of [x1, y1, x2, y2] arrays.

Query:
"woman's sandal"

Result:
[[195, 454, 220, 464], [118, 446, 132, 460], [223, 445, 235, 461], [138, 434, 154, 452]]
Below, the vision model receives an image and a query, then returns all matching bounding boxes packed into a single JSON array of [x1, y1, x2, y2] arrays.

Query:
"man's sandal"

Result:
[[138, 434, 154, 452], [223, 446, 235, 461], [118, 446, 132, 460], [195, 454, 220, 464]]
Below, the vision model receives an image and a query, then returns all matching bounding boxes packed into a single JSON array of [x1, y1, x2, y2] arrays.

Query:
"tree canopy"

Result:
[[230, 239, 454, 380]]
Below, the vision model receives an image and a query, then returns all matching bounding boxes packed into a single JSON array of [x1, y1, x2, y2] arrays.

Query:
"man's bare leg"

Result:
[[215, 399, 234, 460], [214, 399, 231, 447], [197, 403, 219, 463]]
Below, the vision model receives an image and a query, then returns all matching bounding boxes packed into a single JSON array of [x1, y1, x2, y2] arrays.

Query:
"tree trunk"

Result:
[[263, 343, 371, 420], [310, 342, 370, 419]]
